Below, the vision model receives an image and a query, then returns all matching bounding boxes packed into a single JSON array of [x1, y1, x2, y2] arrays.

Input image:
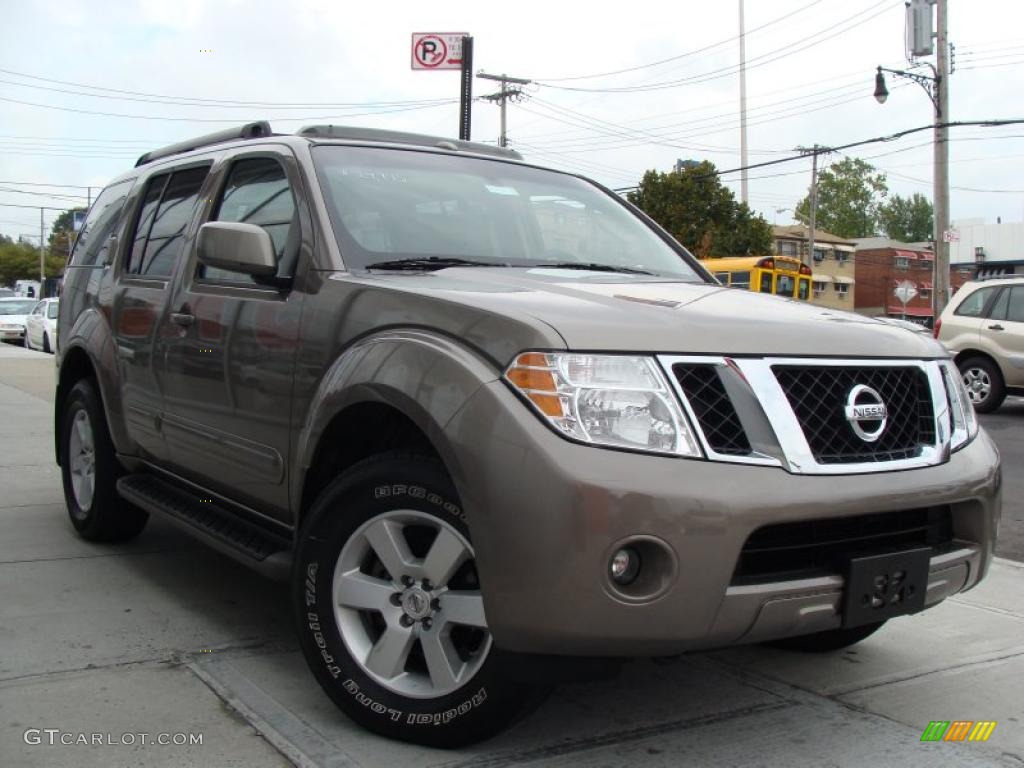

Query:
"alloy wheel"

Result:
[[332, 509, 490, 699], [962, 367, 991, 405], [67, 409, 96, 511]]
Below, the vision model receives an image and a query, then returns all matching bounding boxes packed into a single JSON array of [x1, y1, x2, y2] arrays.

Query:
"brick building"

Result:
[[853, 237, 972, 326], [772, 225, 856, 310]]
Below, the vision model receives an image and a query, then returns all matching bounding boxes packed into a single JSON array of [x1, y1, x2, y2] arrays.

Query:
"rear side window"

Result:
[[954, 286, 998, 318], [69, 178, 134, 267], [1006, 286, 1024, 323], [200, 157, 297, 284], [127, 166, 209, 278]]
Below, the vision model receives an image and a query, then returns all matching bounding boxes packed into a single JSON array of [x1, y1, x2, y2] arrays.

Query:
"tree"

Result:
[[48, 207, 87, 261], [0, 238, 65, 287], [627, 162, 773, 257], [795, 157, 888, 239], [878, 193, 934, 242]]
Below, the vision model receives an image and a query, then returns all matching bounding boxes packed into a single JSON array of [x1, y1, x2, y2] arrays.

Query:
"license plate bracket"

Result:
[[843, 548, 930, 627]]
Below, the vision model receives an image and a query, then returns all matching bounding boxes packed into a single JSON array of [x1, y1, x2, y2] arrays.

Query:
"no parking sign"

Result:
[[411, 32, 468, 70]]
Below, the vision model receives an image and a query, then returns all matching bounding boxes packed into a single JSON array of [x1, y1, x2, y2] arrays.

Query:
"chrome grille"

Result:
[[772, 365, 936, 464], [672, 364, 751, 456]]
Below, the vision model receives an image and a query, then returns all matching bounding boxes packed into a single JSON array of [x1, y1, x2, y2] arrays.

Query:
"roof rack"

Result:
[[297, 125, 522, 160], [135, 121, 273, 167]]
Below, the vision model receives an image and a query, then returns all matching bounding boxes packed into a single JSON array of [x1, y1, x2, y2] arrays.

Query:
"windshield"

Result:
[[312, 146, 705, 280], [0, 300, 36, 315]]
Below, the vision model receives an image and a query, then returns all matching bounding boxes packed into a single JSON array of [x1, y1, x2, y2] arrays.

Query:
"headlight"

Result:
[[940, 361, 979, 451], [504, 352, 702, 457]]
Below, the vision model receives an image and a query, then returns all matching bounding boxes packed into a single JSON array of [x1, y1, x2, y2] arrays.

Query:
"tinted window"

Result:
[[141, 166, 209, 278], [69, 179, 134, 267], [128, 174, 169, 274], [1007, 286, 1024, 323], [201, 157, 297, 283], [759, 272, 772, 293], [954, 286, 998, 318], [732, 271, 751, 289]]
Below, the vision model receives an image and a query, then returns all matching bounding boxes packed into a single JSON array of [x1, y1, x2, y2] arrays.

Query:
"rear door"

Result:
[[984, 285, 1024, 387], [155, 150, 307, 517], [111, 163, 211, 462]]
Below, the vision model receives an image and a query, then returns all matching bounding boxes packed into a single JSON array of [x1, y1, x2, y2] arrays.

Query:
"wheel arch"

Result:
[[294, 330, 500, 532], [953, 349, 1007, 381]]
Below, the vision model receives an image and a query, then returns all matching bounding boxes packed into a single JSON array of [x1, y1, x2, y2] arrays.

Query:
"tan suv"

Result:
[[55, 122, 1000, 746], [937, 277, 1024, 412]]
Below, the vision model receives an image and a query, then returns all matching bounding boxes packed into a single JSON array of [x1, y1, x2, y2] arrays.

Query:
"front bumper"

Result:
[[444, 381, 1001, 657]]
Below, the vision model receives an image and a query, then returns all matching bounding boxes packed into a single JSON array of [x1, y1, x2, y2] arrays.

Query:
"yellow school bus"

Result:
[[701, 255, 813, 301]]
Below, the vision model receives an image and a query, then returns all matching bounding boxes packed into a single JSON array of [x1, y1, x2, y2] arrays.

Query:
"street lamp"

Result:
[[872, 0, 950, 321]]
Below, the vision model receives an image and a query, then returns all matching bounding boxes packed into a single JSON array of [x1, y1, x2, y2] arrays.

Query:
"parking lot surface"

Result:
[[1, 343, 1022, 767]]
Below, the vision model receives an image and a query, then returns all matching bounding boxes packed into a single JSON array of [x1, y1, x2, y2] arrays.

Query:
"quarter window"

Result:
[[200, 157, 298, 284], [69, 178, 134, 267]]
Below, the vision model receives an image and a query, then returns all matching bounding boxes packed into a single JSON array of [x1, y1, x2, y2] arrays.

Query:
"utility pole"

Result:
[[797, 145, 830, 267], [933, 0, 951, 316], [39, 208, 45, 298], [739, 0, 749, 204], [477, 72, 531, 147]]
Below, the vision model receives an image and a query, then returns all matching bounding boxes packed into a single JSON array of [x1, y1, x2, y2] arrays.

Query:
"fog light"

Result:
[[610, 548, 641, 585]]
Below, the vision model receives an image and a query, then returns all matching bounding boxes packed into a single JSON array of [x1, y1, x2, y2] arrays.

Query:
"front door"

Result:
[[156, 152, 306, 517]]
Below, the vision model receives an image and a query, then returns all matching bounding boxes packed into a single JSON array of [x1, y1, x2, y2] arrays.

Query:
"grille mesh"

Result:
[[773, 366, 935, 464], [733, 507, 953, 584], [672, 364, 751, 456]]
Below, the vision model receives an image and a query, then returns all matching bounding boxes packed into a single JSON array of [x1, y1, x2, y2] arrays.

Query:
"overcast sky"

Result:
[[1, 0, 1022, 241]]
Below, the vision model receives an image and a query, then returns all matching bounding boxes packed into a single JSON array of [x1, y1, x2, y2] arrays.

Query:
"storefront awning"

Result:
[[812, 274, 834, 283], [834, 276, 855, 284], [919, 280, 933, 290], [833, 244, 855, 252], [894, 249, 919, 260]]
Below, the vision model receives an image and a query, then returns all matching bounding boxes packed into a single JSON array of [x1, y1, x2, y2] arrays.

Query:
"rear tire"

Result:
[[293, 452, 543, 747], [958, 356, 1005, 413], [765, 621, 885, 652], [60, 379, 148, 542]]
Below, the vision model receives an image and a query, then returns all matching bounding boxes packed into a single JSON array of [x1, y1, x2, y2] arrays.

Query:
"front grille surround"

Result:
[[659, 355, 950, 475]]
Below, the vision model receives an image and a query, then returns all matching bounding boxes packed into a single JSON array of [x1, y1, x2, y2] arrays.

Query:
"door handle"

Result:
[[170, 312, 194, 327], [988, 324, 1005, 331]]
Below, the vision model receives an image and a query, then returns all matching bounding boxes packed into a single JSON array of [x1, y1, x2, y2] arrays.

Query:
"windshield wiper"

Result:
[[535, 261, 655, 276], [364, 257, 502, 271]]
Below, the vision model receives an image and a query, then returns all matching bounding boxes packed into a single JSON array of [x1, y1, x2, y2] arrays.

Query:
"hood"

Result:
[[354, 267, 947, 359]]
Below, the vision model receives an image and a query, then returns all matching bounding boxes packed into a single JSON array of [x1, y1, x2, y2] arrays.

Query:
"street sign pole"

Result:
[[459, 36, 473, 140]]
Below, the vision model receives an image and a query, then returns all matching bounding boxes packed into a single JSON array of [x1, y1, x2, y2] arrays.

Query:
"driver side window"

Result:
[[199, 156, 298, 284]]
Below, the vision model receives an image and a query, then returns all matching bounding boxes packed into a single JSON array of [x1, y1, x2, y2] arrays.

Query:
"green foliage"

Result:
[[878, 192, 934, 242], [49, 207, 87, 260], [0, 238, 65, 287], [795, 157, 889, 239], [627, 162, 774, 257]]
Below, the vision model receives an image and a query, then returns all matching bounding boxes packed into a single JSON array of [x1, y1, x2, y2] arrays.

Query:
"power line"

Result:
[[531, 0, 827, 82], [535, 0, 898, 93], [611, 119, 1024, 192]]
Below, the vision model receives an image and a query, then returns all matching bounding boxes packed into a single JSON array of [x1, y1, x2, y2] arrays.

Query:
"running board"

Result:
[[117, 473, 292, 581]]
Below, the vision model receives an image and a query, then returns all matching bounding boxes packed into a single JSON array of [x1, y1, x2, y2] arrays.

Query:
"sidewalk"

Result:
[[0, 349, 1020, 767]]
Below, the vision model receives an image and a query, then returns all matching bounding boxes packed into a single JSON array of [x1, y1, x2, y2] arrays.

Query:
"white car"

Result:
[[0, 297, 38, 343], [24, 298, 59, 353]]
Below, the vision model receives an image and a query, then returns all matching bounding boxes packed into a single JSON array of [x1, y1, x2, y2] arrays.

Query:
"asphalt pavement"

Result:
[[1, 342, 1022, 767]]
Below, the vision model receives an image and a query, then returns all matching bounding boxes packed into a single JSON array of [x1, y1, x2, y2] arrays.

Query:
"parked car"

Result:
[[24, 298, 59, 353], [936, 277, 1024, 412], [0, 297, 37, 343], [55, 122, 1000, 747], [0, 287, 14, 298]]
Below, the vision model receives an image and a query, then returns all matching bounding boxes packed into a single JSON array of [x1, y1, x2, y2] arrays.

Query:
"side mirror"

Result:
[[197, 222, 277, 277]]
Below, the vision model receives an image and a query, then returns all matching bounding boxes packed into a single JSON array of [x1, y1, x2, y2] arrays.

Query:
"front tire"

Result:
[[293, 452, 542, 747], [60, 379, 148, 541], [958, 357, 1005, 413]]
